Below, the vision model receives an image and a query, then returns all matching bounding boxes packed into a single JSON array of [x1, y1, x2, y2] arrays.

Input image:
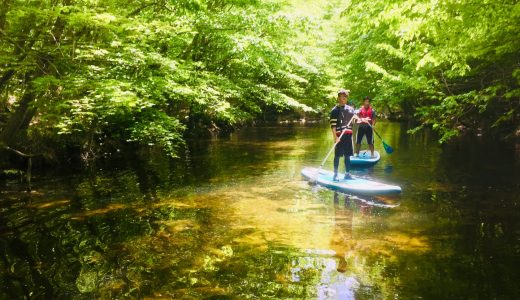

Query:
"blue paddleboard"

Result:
[[301, 167, 401, 195], [350, 150, 380, 167]]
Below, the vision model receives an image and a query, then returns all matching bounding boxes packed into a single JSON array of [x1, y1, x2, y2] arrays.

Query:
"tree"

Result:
[[0, 0, 333, 162], [334, 0, 519, 142]]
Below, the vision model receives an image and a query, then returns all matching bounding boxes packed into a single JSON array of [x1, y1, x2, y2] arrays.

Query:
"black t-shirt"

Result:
[[329, 105, 355, 132]]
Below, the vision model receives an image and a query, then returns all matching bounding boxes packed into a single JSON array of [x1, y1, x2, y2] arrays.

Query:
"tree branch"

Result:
[[3, 145, 39, 158]]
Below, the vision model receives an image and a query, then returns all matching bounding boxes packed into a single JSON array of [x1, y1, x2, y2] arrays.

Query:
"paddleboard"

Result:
[[301, 167, 401, 195], [350, 150, 380, 167]]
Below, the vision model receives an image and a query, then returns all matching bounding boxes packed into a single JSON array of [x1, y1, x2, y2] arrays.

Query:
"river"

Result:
[[1, 121, 519, 299]]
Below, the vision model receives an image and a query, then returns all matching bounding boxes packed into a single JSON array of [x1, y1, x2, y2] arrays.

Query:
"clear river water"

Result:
[[1, 121, 519, 299]]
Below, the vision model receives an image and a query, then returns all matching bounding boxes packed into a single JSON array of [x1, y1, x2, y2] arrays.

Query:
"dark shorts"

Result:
[[356, 124, 373, 145], [335, 134, 353, 157]]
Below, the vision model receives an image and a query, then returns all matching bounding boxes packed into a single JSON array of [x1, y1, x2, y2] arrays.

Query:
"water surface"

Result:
[[1, 122, 519, 299]]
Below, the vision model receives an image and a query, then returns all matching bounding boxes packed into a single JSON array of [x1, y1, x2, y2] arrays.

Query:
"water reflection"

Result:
[[1, 122, 519, 299], [282, 190, 402, 299]]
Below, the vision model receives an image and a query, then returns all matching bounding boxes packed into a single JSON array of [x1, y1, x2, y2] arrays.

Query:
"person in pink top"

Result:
[[355, 96, 376, 158]]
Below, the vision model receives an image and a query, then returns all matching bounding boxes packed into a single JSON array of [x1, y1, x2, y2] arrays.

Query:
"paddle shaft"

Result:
[[371, 125, 383, 140], [363, 121, 393, 153], [319, 115, 358, 168]]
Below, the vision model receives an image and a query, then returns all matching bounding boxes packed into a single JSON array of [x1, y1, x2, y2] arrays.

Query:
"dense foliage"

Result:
[[334, 0, 519, 142], [0, 0, 332, 159], [1, 0, 518, 162]]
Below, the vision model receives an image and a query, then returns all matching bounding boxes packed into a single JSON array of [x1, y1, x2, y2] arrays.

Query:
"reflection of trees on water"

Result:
[[0, 167, 399, 299], [2, 123, 519, 299], [0, 158, 221, 298]]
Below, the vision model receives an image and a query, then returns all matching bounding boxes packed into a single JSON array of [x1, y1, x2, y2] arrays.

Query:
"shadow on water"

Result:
[[1, 122, 519, 299]]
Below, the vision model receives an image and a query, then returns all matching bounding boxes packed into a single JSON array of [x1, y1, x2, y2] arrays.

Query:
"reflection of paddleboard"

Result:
[[302, 167, 401, 195], [347, 194, 400, 208], [350, 150, 380, 167]]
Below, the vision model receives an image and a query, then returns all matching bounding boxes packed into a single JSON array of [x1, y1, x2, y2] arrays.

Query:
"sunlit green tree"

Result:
[[334, 0, 519, 141]]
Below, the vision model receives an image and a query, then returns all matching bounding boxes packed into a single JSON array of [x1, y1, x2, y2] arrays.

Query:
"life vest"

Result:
[[358, 106, 374, 124]]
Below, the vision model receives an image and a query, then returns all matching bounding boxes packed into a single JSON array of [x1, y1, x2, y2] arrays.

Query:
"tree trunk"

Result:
[[181, 32, 200, 60], [0, 0, 11, 31], [0, 89, 34, 147], [0, 0, 70, 147]]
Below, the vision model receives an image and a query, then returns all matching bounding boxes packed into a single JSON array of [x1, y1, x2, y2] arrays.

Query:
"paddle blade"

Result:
[[382, 141, 394, 154]]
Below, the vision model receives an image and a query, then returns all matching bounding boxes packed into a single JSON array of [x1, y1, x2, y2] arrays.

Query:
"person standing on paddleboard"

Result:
[[355, 96, 376, 158], [330, 89, 356, 181]]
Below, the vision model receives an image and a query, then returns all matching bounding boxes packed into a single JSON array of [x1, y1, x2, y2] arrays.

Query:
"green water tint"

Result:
[[1, 122, 519, 299]]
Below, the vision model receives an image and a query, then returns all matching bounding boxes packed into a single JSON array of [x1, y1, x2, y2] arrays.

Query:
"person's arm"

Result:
[[345, 107, 355, 128], [355, 107, 361, 123], [357, 107, 370, 124], [372, 110, 376, 127], [329, 109, 339, 142], [331, 127, 339, 142]]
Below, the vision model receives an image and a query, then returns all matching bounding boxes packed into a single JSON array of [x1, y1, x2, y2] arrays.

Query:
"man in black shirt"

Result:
[[329, 89, 356, 181]]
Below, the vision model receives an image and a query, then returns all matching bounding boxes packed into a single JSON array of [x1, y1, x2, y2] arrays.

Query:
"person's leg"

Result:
[[366, 126, 374, 157], [333, 155, 340, 180], [333, 143, 341, 180], [355, 126, 365, 156], [344, 155, 351, 179], [344, 134, 353, 179]]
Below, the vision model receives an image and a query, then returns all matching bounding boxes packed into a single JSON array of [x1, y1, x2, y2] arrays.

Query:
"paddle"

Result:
[[364, 122, 393, 154], [310, 115, 359, 184]]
